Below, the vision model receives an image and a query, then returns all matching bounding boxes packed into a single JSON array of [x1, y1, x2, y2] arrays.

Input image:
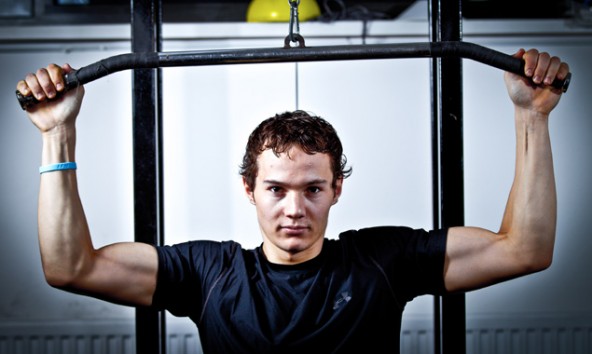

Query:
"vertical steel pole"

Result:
[[430, 0, 467, 353], [131, 0, 166, 353]]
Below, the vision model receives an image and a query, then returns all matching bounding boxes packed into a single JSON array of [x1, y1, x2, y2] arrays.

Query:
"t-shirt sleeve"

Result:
[[151, 240, 236, 317], [342, 226, 448, 302], [150, 242, 201, 316]]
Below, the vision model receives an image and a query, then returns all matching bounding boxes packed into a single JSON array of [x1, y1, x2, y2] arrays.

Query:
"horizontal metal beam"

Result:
[[74, 41, 529, 79], [16, 40, 571, 110]]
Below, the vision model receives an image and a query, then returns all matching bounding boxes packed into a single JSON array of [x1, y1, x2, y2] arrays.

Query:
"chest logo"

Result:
[[333, 291, 352, 310]]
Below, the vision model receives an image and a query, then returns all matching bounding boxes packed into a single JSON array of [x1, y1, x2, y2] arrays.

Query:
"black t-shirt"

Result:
[[152, 226, 448, 354]]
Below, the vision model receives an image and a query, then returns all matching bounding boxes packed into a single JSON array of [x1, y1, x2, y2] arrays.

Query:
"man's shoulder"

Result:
[[337, 226, 424, 240], [157, 239, 252, 261]]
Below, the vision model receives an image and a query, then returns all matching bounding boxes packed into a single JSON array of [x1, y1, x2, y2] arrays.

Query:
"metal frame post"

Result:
[[430, 0, 467, 354], [131, 0, 166, 353]]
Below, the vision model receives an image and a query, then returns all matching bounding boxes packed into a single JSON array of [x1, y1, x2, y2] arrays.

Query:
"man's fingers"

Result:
[[522, 48, 539, 78], [522, 49, 550, 85], [521, 48, 570, 89], [543, 56, 562, 86], [15, 79, 31, 96], [24, 71, 46, 101], [36, 67, 58, 99], [48, 63, 65, 92], [18, 63, 65, 103]]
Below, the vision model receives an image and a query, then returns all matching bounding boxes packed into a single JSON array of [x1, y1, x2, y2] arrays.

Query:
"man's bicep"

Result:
[[76, 242, 159, 307], [443, 226, 524, 293]]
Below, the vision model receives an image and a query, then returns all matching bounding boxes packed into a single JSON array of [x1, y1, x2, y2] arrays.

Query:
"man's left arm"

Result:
[[443, 48, 569, 293]]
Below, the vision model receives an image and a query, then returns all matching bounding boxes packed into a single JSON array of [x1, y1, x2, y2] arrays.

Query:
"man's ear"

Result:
[[243, 177, 255, 205], [332, 177, 343, 205]]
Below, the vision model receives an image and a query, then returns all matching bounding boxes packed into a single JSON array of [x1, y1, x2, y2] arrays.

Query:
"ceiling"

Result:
[[0, 0, 571, 26]]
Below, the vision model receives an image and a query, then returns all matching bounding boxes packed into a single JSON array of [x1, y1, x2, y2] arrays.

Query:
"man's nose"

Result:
[[285, 192, 305, 218]]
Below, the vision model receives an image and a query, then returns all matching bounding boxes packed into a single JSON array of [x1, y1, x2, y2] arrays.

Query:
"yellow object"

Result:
[[247, 0, 320, 22]]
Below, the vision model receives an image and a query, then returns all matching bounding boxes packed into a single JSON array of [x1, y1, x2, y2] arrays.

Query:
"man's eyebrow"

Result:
[[262, 179, 329, 186]]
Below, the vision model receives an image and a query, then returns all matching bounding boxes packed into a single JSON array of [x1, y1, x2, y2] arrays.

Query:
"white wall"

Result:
[[0, 42, 136, 322], [0, 15, 591, 353], [462, 34, 592, 318]]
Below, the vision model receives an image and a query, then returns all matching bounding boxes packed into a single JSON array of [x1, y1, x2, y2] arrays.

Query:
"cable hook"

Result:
[[285, 0, 306, 48]]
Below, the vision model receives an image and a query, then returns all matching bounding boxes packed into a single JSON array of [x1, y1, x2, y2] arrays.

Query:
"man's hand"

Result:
[[16, 63, 84, 133], [504, 48, 569, 115]]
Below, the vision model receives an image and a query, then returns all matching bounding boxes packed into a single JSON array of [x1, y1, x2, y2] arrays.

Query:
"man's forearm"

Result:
[[38, 125, 94, 287], [500, 107, 557, 270]]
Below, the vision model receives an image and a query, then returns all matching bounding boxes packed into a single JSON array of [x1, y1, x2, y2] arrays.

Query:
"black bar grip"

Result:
[[16, 41, 571, 110], [433, 41, 571, 93]]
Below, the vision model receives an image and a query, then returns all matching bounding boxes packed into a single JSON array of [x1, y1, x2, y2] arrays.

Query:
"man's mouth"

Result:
[[280, 225, 309, 235]]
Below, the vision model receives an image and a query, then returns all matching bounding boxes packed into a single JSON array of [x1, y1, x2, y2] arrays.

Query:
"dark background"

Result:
[[0, 0, 572, 25]]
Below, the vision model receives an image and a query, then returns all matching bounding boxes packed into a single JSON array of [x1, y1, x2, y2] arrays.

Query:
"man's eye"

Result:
[[269, 186, 282, 193], [308, 186, 321, 194]]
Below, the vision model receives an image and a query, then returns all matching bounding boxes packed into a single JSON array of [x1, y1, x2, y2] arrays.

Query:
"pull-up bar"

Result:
[[16, 40, 571, 110]]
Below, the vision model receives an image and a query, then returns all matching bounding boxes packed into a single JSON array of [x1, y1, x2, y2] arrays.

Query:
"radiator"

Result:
[[0, 315, 590, 354], [401, 314, 592, 354], [465, 315, 592, 354], [0, 320, 200, 354]]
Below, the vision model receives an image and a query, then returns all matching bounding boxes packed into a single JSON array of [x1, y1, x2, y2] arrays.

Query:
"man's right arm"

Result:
[[18, 63, 158, 307]]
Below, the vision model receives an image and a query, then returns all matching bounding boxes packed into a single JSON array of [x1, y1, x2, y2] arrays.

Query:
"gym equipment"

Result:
[[15, 40, 572, 110]]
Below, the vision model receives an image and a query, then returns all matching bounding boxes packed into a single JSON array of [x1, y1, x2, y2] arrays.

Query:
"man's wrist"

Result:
[[39, 162, 77, 174], [41, 126, 76, 166]]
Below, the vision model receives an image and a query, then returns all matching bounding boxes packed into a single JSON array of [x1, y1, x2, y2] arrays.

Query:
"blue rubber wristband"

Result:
[[39, 162, 77, 174]]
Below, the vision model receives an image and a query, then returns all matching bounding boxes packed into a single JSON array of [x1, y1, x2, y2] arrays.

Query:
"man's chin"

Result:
[[281, 241, 307, 254]]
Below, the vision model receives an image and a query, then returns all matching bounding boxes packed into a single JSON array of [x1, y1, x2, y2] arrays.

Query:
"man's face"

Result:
[[243, 146, 342, 265]]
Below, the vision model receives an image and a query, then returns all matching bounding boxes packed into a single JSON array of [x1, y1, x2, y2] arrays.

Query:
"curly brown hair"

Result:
[[239, 110, 352, 191]]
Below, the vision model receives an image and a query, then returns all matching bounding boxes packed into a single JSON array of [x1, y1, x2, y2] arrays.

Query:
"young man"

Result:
[[16, 48, 569, 353]]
